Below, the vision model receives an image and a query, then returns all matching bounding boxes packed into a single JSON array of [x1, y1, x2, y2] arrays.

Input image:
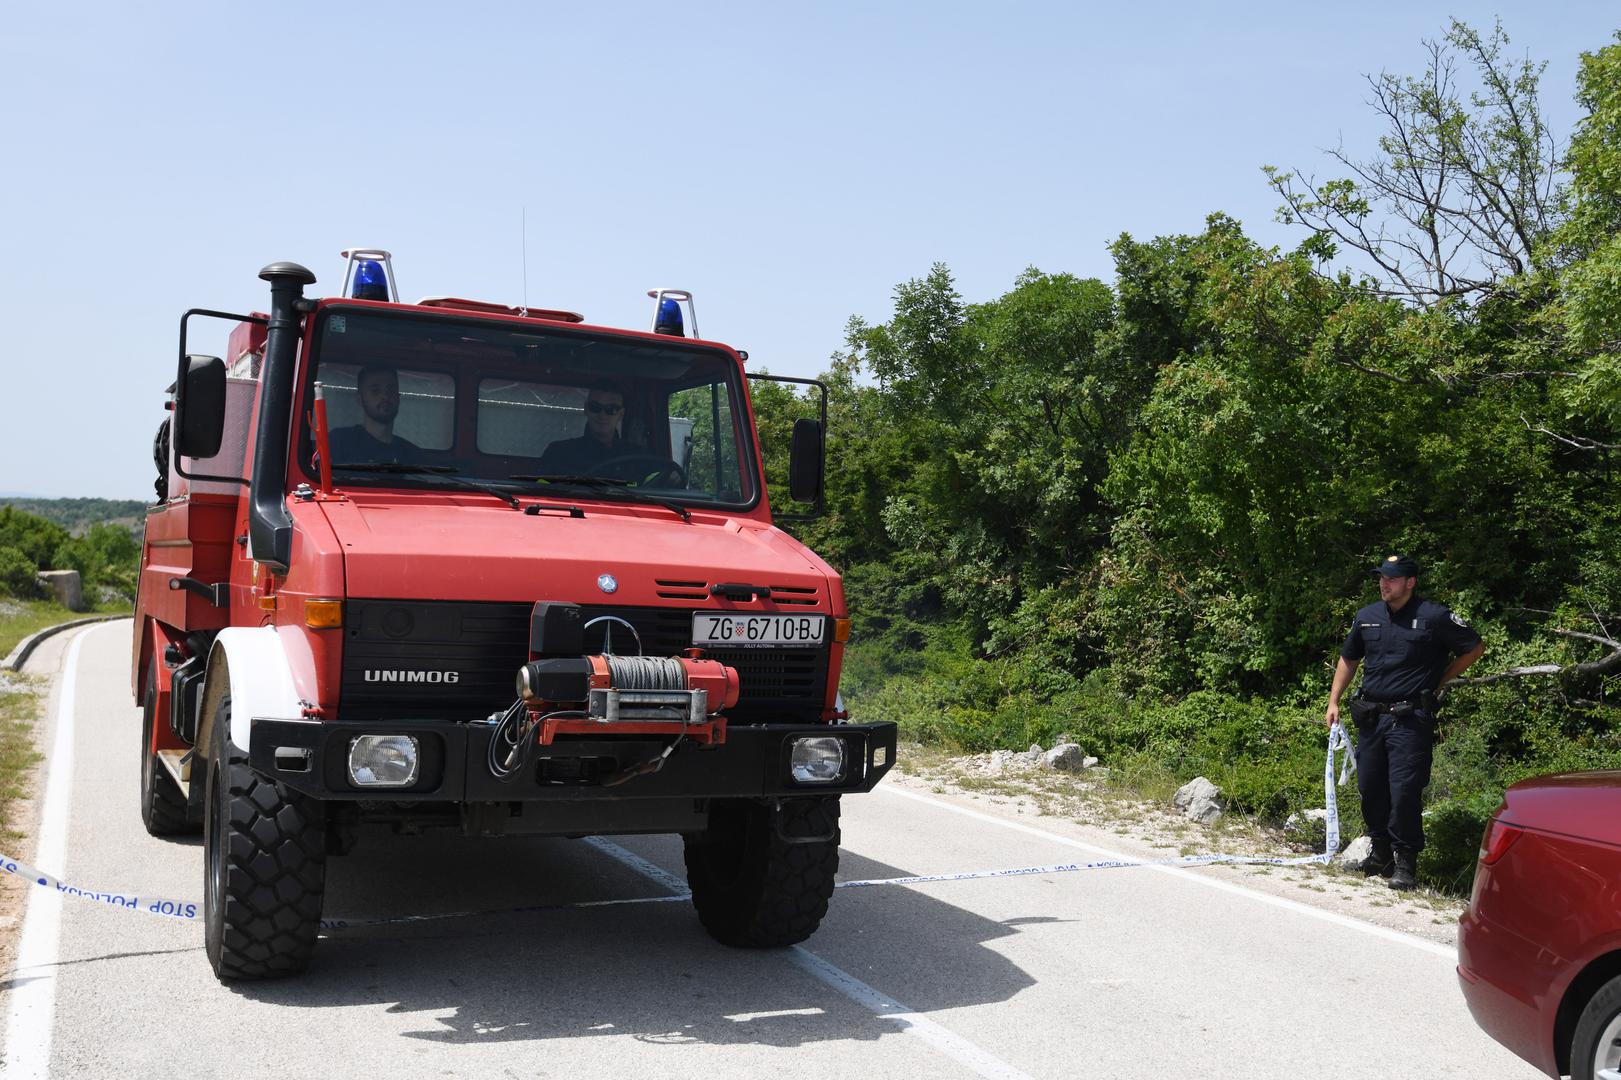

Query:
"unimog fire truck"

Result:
[[134, 250, 896, 981]]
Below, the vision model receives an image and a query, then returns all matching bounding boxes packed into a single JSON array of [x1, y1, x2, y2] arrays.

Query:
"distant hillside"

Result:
[[0, 498, 147, 536]]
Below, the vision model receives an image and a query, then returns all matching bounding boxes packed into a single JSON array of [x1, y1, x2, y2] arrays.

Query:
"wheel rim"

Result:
[[204, 764, 224, 922], [140, 673, 156, 807], [1595, 1009, 1621, 1080], [140, 711, 155, 799]]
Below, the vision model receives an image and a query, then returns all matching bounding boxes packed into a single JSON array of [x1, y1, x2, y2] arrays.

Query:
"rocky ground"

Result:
[[0, 670, 43, 980], [889, 739, 1469, 948]]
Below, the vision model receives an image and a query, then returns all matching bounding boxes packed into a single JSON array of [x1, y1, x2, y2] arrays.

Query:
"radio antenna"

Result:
[[520, 206, 530, 315]]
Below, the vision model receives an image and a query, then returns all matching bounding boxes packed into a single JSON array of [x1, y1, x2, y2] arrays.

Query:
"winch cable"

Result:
[[602, 655, 687, 690], [600, 657, 695, 786], [601, 708, 690, 788], [490, 657, 710, 784], [486, 700, 530, 781], [487, 701, 587, 782]]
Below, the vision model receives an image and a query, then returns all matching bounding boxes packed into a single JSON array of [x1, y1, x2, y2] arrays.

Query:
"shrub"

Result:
[[1419, 791, 1500, 893], [0, 547, 38, 599]]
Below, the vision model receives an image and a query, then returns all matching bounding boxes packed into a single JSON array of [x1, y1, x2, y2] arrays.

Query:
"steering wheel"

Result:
[[595, 454, 688, 488]]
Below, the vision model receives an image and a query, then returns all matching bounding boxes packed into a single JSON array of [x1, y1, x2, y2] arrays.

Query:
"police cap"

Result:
[[1375, 554, 1419, 578]]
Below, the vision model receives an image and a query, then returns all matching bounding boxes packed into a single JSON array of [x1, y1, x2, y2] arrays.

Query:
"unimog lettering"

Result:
[[363, 670, 461, 684]]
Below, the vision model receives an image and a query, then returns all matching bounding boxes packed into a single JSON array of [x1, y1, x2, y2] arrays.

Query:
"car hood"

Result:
[[318, 494, 834, 606], [1501, 770, 1621, 847]]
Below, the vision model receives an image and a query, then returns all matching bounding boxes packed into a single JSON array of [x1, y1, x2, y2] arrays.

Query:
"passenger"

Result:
[[327, 366, 421, 466], [536, 381, 626, 475]]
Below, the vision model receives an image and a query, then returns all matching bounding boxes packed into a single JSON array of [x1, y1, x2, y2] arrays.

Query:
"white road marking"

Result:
[[582, 835, 687, 893], [587, 836, 1037, 1080], [4, 623, 103, 1078], [723, 1007, 825, 1022], [877, 784, 1456, 960]]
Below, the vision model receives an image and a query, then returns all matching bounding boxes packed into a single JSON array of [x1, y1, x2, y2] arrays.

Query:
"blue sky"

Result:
[[1, 2, 1615, 498]]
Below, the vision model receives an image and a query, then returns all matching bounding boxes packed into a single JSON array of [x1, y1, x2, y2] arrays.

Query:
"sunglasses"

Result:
[[586, 401, 623, 416]]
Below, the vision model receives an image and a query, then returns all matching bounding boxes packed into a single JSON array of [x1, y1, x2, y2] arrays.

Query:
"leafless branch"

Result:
[[1452, 626, 1621, 688], [1520, 413, 1621, 451], [1326, 357, 1434, 386], [1267, 20, 1563, 308]]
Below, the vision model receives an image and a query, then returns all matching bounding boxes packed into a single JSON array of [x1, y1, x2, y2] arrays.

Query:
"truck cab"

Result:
[[134, 252, 896, 981]]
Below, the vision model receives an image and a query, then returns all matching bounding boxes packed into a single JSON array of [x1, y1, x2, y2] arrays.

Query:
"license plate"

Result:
[[691, 613, 827, 648]]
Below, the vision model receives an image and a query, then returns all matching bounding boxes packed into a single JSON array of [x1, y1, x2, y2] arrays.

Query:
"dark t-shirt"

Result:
[[1340, 596, 1483, 702], [327, 426, 422, 467], [536, 433, 623, 476]]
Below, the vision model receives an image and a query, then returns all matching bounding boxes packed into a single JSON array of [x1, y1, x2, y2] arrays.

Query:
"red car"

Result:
[[1457, 770, 1621, 1079]]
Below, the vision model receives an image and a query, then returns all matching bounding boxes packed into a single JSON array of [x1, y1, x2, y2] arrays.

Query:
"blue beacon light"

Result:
[[654, 297, 684, 336], [352, 259, 390, 301]]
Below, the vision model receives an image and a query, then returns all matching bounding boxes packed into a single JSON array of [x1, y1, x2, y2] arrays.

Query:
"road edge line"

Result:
[[3, 623, 100, 1078], [876, 784, 1456, 960], [4, 615, 127, 672], [585, 836, 1037, 1080]]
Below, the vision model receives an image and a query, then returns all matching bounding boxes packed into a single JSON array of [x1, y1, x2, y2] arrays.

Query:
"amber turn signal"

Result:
[[305, 599, 343, 629], [833, 618, 852, 643]]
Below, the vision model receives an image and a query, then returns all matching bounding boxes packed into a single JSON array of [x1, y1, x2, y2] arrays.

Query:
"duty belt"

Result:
[[1351, 690, 1437, 720]]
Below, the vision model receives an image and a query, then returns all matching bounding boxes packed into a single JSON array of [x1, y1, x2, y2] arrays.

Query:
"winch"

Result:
[[516, 653, 741, 745]]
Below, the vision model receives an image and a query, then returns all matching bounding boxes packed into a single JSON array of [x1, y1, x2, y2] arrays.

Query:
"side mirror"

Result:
[[175, 354, 226, 459], [788, 418, 824, 504]]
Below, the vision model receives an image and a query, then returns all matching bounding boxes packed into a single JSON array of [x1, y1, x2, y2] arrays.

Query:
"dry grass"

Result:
[[0, 598, 126, 658], [0, 678, 42, 842]]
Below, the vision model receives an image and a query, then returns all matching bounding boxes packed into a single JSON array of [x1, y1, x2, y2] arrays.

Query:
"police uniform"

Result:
[[1340, 582, 1481, 860]]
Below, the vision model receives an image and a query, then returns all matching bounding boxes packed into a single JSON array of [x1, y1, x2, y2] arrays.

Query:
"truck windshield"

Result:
[[297, 308, 758, 507]]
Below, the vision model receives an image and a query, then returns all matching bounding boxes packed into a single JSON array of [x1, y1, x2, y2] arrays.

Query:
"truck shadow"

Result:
[[231, 829, 1041, 1049]]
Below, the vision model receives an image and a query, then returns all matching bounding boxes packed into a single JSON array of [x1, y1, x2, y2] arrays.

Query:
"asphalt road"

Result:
[[0, 621, 1541, 1079]]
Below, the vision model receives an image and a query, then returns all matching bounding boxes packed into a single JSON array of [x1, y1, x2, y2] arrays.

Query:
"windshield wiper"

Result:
[[510, 473, 692, 522], [334, 463, 521, 510]]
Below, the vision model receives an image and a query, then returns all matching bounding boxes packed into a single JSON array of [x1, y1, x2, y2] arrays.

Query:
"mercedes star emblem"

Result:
[[597, 574, 618, 594]]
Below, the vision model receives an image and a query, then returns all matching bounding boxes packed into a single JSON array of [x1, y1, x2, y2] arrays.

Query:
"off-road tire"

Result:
[[139, 666, 192, 836], [203, 692, 326, 981], [683, 797, 839, 948], [1570, 973, 1621, 1080]]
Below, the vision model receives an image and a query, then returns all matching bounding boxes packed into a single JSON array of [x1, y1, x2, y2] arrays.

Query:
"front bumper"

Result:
[[249, 716, 897, 802]]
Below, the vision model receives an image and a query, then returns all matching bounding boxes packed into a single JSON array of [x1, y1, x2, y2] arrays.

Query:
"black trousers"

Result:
[[1354, 711, 1435, 853]]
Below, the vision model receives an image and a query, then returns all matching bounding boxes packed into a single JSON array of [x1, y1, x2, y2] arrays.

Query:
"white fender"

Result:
[[205, 627, 305, 751]]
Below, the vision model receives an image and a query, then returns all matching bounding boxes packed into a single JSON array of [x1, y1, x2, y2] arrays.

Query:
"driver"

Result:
[[327, 366, 422, 465], [537, 380, 627, 475]]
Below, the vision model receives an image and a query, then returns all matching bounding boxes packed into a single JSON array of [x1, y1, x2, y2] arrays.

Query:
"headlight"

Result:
[[348, 735, 420, 787], [789, 736, 846, 783]]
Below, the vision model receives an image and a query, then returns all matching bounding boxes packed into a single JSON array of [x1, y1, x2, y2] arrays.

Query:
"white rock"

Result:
[[1045, 744, 1089, 772], [36, 569, 83, 612], [1338, 835, 1373, 869], [1083, 756, 1099, 768], [1284, 807, 1330, 829], [1285, 808, 1331, 849], [1173, 776, 1224, 824]]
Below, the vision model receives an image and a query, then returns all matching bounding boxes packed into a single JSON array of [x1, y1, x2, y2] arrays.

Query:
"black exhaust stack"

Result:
[[248, 261, 317, 571]]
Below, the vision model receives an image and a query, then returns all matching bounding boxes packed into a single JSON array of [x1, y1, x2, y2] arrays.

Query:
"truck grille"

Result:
[[340, 599, 828, 723]]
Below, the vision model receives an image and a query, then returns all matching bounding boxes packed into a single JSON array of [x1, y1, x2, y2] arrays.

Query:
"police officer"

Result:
[[1324, 554, 1484, 890]]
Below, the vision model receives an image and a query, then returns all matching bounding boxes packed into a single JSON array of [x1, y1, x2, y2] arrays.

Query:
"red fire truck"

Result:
[[134, 250, 896, 981]]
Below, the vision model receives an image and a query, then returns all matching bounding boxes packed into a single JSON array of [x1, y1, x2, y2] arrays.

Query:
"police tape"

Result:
[[0, 725, 1359, 931]]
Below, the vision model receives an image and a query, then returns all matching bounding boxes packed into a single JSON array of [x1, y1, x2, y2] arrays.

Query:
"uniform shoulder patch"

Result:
[[1449, 612, 1469, 627]]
